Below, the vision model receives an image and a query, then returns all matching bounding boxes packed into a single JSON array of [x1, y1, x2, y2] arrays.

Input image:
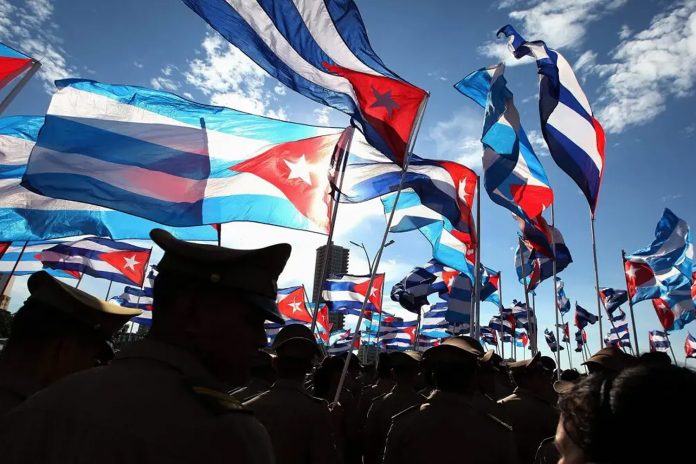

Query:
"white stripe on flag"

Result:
[[547, 102, 602, 170], [39, 251, 123, 274], [0, 135, 35, 165], [556, 53, 593, 116], [0, 179, 109, 211]]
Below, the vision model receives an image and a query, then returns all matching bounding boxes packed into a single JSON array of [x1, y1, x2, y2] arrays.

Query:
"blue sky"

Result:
[[1, 0, 695, 366]]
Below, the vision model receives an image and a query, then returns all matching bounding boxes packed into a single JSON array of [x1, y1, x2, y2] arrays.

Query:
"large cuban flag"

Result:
[[181, 0, 428, 166], [322, 273, 385, 316], [0, 42, 34, 91], [0, 115, 218, 241], [497, 25, 605, 215], [455, 63, 553, 222], [0, 241, 78, 279], [21, 79, 344, 233], [276, 286, 313, 323]]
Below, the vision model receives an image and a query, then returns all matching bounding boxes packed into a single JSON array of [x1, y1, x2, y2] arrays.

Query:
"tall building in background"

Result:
[[313, 242, 349, 330]]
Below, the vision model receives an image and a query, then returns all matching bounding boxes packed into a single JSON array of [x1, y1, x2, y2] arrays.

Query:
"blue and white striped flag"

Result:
[[556, 277, 571, 315], [648, 330, 670, 353], [0, 241, 78, 279], [110, 266, 157, 326]]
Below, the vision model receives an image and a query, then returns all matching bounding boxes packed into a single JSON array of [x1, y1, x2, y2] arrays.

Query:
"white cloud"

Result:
[[274, 84, 287, 95], [501, 0, 627, 48], [618, 24, 633, 39], [591, 1, 696, 133], [150, 76, 180, 92], [574, 50, 597, 72], [478, 41, 534, 67], [0, 0, 76, 93], [427, 111, 483, 171], [133, 61, 144, 69], [313, 107, 331, 126], [526, 129, 549, 156]]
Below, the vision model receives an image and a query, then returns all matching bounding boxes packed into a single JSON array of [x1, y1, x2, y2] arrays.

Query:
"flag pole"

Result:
[[0, 61, 41, 115], [600, 297, 630, 354], [473, 175, 482, 339], [333, 95, 429, 405], [412, 306, 423, 350], [621, 250, 641, 355], [560, 315, 573, 369], [74, 273, 84, 289], [0, 241, 28, 298], [664, 331, 678, 364], [589, 214, 605, 351], [104, 279, 115, 301], [310, 127, 354, 333], [216, 224, 222, 247], [518, 238, 536, 355], [498, 272, 505, 360], [551, 204, 562, 377]]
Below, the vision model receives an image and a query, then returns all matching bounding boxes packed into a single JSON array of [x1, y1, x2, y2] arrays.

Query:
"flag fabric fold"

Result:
[[648, 330, 670, 353], [575, 303, 598, 330], [556, 277, 571, 315], [0, 42, 34, 91], [322, 273, 384, 316], [685, 333, 696, 358], [544, 328, 564, 352], [599, 287, 628, 315]]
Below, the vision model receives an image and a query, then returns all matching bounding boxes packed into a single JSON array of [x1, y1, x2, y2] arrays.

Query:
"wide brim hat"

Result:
[[272, 323, 320, 359]]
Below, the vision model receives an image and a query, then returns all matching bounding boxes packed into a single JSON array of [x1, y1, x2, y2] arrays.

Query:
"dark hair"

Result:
[[376, 353, 392, 378], [431, 357, 477, 392], [276, 356, 312, 379], [560, 368, 581, 382], [558, 364, 696, 462], [5, 301, 96, 349], [638, 351, 672, 367]]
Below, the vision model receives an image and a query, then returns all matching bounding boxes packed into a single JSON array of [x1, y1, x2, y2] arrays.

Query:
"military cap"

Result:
[[150, 229, 291, 324], [27, 270, 141, 339], [272, 323, 320, 359], [539, 355, 557, 373], [389, 350, 422, 368], [423, 336, 485, 363], [508, 352, 543, 373], [582, 346, 632, 372]]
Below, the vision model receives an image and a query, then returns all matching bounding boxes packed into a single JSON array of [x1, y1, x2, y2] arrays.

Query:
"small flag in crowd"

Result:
[[37, 237, 152, 286], [481, 326, 498, 346], [599, 287, 628, 315], [544, 329, 564, 352], [497, 25, 605, 215], [556, 277, 571, 315], [277, 286, 312, 323], [562, 322, 570, 343], [648, 331, 670, 353], [516, 330, 529, 348], [511, 300, 529, 330], [0, 42, 34, 91], [515, 222, 572, 291], [574, 329, 586, 352], [322, 273, 385, 316], [575, 303, 598, 329], [480, 266, 501, 307], [605, 310, 631, 348], [327, 330, 359, 355], [490, 315, 514, 335], [391, 267, 437, 313], [685, 333, 696, 358], [181, 0, 427, 166], [111, 266, 158, 327]]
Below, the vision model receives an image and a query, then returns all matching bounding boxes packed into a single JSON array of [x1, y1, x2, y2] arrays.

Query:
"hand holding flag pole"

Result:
[[333, 95, 430, 405]]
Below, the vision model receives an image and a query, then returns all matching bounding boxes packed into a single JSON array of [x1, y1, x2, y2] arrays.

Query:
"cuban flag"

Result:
[[0, 116, 219, 242], [628, 209, 693, 280], [111, 266, 158, 326], [382, 190, 475, 279], [420, 302, 451, 339], [544, 328, 564, 352], [37, 237, 152, 286], [575, 303, 598, 330], [0, 241, 78, 279], [181, 0, 428, 166], [599, 287, 628, 315], [605, 321, 631, 349], [339, 134, 478, 239], [0, 42, 34, 91], [652, 291, 695, 332], [21, 79, 345, 233], [416, 336, 440, 352], [561, 322, 570, 343], [516, 330, 529, 348], [390, 266, 437, 313], [515, 226, 572, 291], [648, 331, 671, 353], [277, 286, 312, 323], [498, 25, 605, 215], [420, 259, 461, 296], [480, 265, 501, 307], [455, 63, 553, 222], [685, 332, 696, 358], [490, 315, 514, 335], [574, 329, 586, 352], [556, 277, 571, 315], [322, 273, 385, 316], [512, 300, 529, 330], [327, 330, 359, 355], [481, 326, 498, 346], [440, 274, 473, 326]]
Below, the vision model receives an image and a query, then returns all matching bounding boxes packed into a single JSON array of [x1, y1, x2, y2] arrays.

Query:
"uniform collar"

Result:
[[116, 339, 222, 388]]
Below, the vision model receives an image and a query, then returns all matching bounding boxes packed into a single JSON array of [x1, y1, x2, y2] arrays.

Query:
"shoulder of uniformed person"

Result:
[[188, 382, 254, 415]]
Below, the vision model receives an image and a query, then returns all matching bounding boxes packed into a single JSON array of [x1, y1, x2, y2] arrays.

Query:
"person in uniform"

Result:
[[244, 323, 337, 464], [382, 336, 517, 464], [362, 350, 424, 464], [230, 350, 276, 401], [498, 353, 559, 464], [357, 352, 394, 423], [0, 229, 290, 464], [0, 271, 141, 415]]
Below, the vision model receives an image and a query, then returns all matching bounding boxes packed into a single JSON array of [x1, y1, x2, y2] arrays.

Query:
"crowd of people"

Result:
[[0, 229, 694, 463]]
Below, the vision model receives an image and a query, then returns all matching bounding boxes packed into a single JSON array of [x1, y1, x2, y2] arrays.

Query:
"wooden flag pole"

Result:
[[621, 250, 641, 355], [0, 241, 28, 298], [333, 96, 429, 405], [498, 272, 505, 360], [551, 204, 562, 378], [472, 175, 482, 339], [310, 127, 354, 332], [0, 61, 41, 115], [589, 214, 605, 349]]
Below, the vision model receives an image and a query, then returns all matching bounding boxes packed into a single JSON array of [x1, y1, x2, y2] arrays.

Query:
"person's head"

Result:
[[424, 337, 481, 393], [560, 369, 581, 382], [509, 353, 550, 392], [376, 352, 392, 380], [639, 351, 672, 367], [248, 351, 276, 384], [147, 229, 291, 387], [272, 324, 320, 381], [389, 351, 421, 387], [556, 364, 696, 463], [583, 346, 635, 375], [0, 271, 140, 385]]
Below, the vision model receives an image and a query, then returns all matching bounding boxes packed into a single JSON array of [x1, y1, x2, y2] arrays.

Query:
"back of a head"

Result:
[[431, 356, 477, 392], [638, 351, 672, 367], [376, 353, 391, 379]]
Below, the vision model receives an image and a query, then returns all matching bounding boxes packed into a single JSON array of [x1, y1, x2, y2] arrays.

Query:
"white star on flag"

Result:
[[626, 265, 636, 280], [284, 155, 313, 186], [288, 300, 303, 313], [123, 255, 140, 271]]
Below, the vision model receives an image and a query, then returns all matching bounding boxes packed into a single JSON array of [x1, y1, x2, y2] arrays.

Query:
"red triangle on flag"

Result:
[[354, 274, 385, 312], [231, 133, 341, 233], [99, 250, 150, 285], [277, 287, 312, 323]]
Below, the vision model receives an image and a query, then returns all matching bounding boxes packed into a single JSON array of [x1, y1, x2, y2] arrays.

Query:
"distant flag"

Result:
[[515, 225, 572, 291], [391, 266, 437, 313], [685, 333, 696, 358], [416, 335, 441, 352], [544, 328, 564, 352], [420, 303, 452, 339], [440, 274, 473, 326], [0, 42, 35, 91], [480, 265, 501, 306], [556, 277, 571, 315], [498, 25, 605, 215], [516, 330, 529, 348], [181, 0, 428, 166], [37, 237, 152, 286], [322, 273, 385, 316], [599, 287, 628, 315], [0, 241, 78, 279], [490, 315, 514, 335], [455, 63, 553, 223], [575, 303, 598, 330], [574, 329, 586, 352], [111, 265, 158, 327], [501, 333, 514, 343], [277, 286, 312, 323], [328, 330, 357, 355], [648, 330, 671, 353], [651, 293, 695, 332], [562, 322, 570, 343], [21, 79, 345, 233], [605, 324, 631, 348], [481, 326, 498, 346], [422, 259, 461, 296], [512, 300, 529, 330]]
